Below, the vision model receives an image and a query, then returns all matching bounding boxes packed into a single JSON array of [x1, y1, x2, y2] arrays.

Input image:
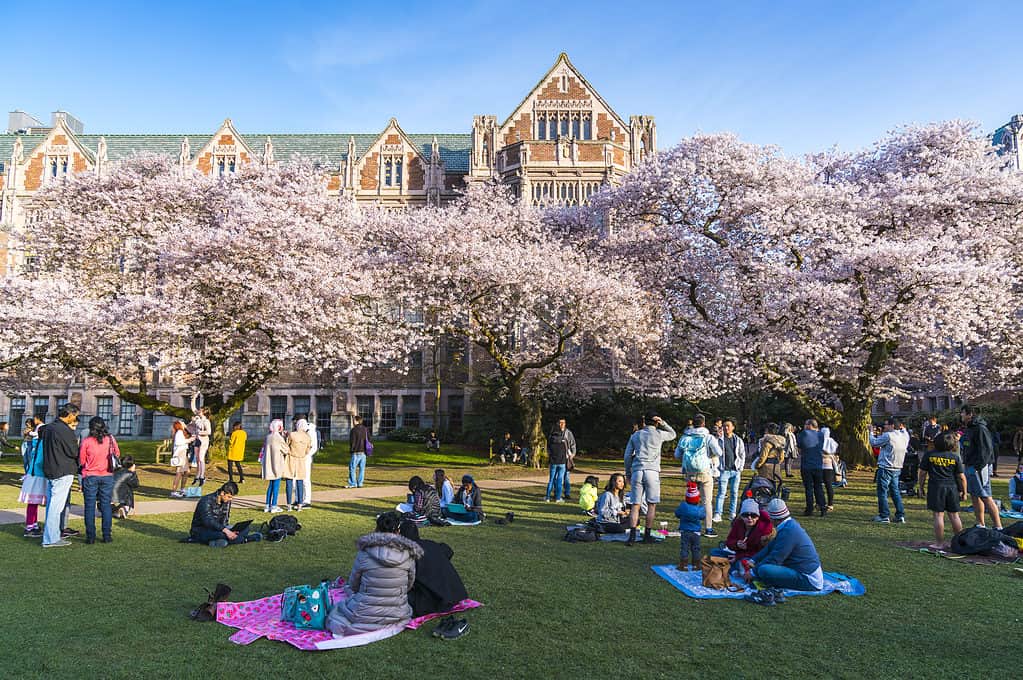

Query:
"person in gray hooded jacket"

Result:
[[327, 511, 425, 635], [623, 411, 676, 545]]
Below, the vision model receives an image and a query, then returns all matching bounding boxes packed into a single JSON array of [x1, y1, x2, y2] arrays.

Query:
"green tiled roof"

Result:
[[0, 131, 472, 173]]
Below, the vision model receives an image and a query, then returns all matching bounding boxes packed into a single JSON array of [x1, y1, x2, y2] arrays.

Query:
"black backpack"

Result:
[[268, 515, 301, 536], [564, 526, 598, 543], [950, 526, 1005, 555], [1001, 521, 1023, 539]]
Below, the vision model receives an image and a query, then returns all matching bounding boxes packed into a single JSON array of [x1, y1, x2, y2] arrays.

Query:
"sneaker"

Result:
[[270, 506, 284, 514], [729, 514, 737, 521], [24, 528, 42, 538], [209, 538, 229, 548], [344, 485, 355, 489], [704, 528, 718, 538], [872, 516, 891, 524], [543, 498, 551, 503], [432, 616, 455, 638], [712, 514, 722, 523], [440, 618, 469, 640], [263, 506, 272, 513], [555, 499, 564, 504], [246, 532, 263, 543], [895, 516, 906, 524], [170, 491, 184, 498], [61, 528, 81, 537], [744, 590, 776, 606], [294, 505, 303, 512], [102, 536, 112, 543], [42, 539, 72, 548]]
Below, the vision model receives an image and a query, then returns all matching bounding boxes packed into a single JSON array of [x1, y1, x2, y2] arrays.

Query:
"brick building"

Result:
[[0, 54, 656, 440]]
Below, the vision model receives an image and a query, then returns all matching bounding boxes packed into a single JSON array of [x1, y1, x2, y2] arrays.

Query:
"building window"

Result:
[[316, 395, 332, 443], [292, 395, 311, 423], [215, 155, 238, 177], [448, 395, 464, 432], [356, 396, 374, 433], [141, 409, 154, 437], [536, 114, 547, 140], [571, 117, 581, 139], [34, 397, 50, 423], [379, 396, 397, 433], [47, 155, 69, 181], [9, 396, 26, 432], [403, 395, 420, 429], [549, 116, 558, 139], [409, 351, 423, 370], [96, 396, 114, 422], [118, 401, 135, 435], [270, 396, 287, 423], [582, 117, 592, 139]]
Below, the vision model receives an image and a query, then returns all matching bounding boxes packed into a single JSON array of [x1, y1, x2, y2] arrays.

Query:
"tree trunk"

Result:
[[834, 402, 874, 468], [510, 381, 545, 468]]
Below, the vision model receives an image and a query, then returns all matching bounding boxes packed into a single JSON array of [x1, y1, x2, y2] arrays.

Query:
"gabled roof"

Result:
[[499, 52, 628, 131]]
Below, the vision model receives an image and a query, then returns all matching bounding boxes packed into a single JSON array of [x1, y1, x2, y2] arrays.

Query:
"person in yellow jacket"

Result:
[[227, 421, 247, 484], [579, 475, 600, 515]]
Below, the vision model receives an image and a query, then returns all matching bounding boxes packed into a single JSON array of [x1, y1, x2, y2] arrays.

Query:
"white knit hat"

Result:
[[740, 498, 760, 516]]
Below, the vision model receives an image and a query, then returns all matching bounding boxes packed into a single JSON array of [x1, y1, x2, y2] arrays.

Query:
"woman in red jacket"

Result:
[[725, 498, 775, 562], [79, 416, 121, 544]]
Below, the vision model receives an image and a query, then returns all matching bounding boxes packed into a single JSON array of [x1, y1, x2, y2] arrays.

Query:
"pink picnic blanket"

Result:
[[216, 580, 482, 651]]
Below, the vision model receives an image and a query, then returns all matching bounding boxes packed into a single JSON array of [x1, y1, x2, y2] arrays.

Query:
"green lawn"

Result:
[[1, 465, 1018, 679]]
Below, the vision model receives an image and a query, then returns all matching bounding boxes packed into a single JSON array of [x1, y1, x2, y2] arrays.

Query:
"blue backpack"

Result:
[[281, 581, 333, 630], [675, 434, 709, 475]]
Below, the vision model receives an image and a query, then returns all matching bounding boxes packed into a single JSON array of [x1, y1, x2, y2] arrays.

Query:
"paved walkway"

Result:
[[0, 472, 555, 526]]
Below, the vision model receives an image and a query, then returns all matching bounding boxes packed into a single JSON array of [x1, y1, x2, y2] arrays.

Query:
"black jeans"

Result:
[[190, 526, 251, 546], [800, 468, 826, 512], [228, 460, 244, 481], [822, 469, 836, 506]]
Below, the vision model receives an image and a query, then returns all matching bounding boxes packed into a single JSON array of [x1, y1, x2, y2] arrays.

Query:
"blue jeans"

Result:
[[754, 563, 816, 591], [348, 453, 366, 487], [715, 470, 741, 518], [546, 464, 567, 501], [265, 479, 280, 508], [563, 468, 572, 498], [43, 474, 74, 546], [285, 479, 305, 506], [82, 475, 114, 541], [876, 467, 905, 519]]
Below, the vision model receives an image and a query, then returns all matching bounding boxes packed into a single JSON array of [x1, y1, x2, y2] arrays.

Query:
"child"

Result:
[[112, 455, 140, 519], [1008, 463, 1023, 512], [19, 425, 46, 538], [675, 481, 705, 571], [918, 432, 967, 549], [579, 475, 600, 515]]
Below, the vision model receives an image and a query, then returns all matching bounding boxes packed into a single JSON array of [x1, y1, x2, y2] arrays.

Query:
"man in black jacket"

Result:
[[346, 415, 369, 488], [189, 482, 253, 546], [41, 403, 80, 548], [959, 405, 1003, 531]]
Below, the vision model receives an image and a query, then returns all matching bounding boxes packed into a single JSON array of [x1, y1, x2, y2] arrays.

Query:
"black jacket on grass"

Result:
[[408, 538, 469, 617], [190, 491, 231, 536], [42, 420, 79, 479]]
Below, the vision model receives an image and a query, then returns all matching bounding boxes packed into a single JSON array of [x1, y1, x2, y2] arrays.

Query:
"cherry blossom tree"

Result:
[[596, 122, 1023, 465], [370, 184, 659, 460], [0, 155, 419, 454]]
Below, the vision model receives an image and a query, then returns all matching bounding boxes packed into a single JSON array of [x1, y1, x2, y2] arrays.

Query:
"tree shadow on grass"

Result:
[[117, 515, 190, 542]]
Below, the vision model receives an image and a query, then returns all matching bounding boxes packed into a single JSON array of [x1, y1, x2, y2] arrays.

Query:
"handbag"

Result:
[[281, 581, 332, 630], [365, 439, 374, 456], [700, 555, 736, 590], [107, 437, 122, 473]]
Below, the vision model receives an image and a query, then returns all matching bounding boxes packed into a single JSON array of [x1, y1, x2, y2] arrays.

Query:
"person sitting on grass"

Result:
[[595, 473, 633, 533], [723, 497, 775, 565], [579, 475, 600, 515], [188, 482, 258, 547], [403, 476, 446, 526], [743, 499, 823, 592], [918, 431, 967, 549], [444, 475, 483, 522], [398, 520, 469, 620], [434, 469, 455, 509], [1009, 462, 1023, 512], [327, 511, 423, 635], [426, 431, 441, 452], [675, 482, 705, 569], [111, 455, 140, 519]]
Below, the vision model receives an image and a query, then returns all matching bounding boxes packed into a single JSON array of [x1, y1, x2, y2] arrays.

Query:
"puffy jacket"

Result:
[[724, 510, 775, 561], [327, 532, 424, 634], [189, 491, 231, 536], [111, 469, 140, 507], [578, 483, 599, 512], [756, 434, 788, 471]]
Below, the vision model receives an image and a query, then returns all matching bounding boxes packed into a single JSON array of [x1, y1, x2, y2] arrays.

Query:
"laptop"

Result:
[[229, 519, 253, 533]]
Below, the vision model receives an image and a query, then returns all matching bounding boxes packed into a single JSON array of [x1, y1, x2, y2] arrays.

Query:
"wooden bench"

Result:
[[154, 438, 172, 464]]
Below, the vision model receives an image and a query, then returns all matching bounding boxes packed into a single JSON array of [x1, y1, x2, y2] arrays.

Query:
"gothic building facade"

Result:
[[0, 54, 656, 440]]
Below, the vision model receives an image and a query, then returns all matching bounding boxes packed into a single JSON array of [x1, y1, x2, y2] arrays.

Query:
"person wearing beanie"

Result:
[[674, 481, 705, 571], [743, 499, 823, 591], [724, 497, 776, 563]]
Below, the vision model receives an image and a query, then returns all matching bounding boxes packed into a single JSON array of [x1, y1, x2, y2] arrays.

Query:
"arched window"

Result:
[[537, 114, 546, 140]]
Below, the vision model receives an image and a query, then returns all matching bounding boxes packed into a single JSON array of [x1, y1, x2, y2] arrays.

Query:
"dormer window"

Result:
[[384, 157, 403, 187], [215, 155, 237, 177], [46, 154, 70, 182], [559, 74, 568, 92]]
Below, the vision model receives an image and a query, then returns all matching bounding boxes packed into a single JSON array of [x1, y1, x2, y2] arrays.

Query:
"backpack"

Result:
[[281, 581, 332, 630], [564, 526, 599, 543], [676, 434, 709, 475], [268, 515, 301, 536], [949, 526, 1004, 555], [1001, 521, 1023, 539]]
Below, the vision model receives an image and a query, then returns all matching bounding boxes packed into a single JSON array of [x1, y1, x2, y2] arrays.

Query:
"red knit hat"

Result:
[[685, 481, 700, 504]]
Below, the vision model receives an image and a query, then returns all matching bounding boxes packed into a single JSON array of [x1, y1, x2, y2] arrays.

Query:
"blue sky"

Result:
[[4, 0, 1018, 154]]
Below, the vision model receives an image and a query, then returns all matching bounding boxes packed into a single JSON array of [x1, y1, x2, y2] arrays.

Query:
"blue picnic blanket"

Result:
[[999, 510, 1023, 520], [651, 564, 865, 599]]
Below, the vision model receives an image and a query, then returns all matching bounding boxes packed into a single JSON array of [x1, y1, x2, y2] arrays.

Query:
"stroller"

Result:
[[833, 460, 848, 488], [899, 452, 920, 497], [744, 472, 790, 508]]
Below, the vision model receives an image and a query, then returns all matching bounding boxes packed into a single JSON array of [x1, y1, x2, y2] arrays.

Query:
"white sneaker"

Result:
[[170, 491, 183, 498], [712, 514, 722, 523], [270, 506, 284, 514]]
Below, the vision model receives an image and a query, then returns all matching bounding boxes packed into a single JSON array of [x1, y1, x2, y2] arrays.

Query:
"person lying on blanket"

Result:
[[742, 499, 823, 592], [398, 520, 469, 617], [327, 511, 424, 635], [443, 475, 484, 522], [188, 482, 258, 547]]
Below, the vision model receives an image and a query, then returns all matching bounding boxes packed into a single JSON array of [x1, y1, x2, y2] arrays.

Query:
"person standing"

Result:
[[283, 419, 311, 511], [959, 405, 1003, 531], [41, 403, 80, 548], [922, 416, 941, 452], [714, 418, 746, 522], [347, 415, 369, 489], [918, 432, 967, 549], [991, 428, 1003, 477], [78, 416, 120, 544], [545, 420, 572, 503], [1012, 425, 1023, 465], [559, 419, 577, 501], [796, 419, 827, 518], [782, 423, 798, 477], [302, 418, 318, 507], [0, 421, 19, 457], [678, 414, 723, 537], [19, 418, 47, 538], [170, 421, 194, 497], [869, 418, 909, 524], [624, 412, 677, 544], [190, 395, 212, 486], [226, 421, 246, 484], [261, 419, 288, 513]]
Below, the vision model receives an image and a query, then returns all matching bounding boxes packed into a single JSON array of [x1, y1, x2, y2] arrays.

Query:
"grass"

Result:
[[0, 462, 1019, 679]]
